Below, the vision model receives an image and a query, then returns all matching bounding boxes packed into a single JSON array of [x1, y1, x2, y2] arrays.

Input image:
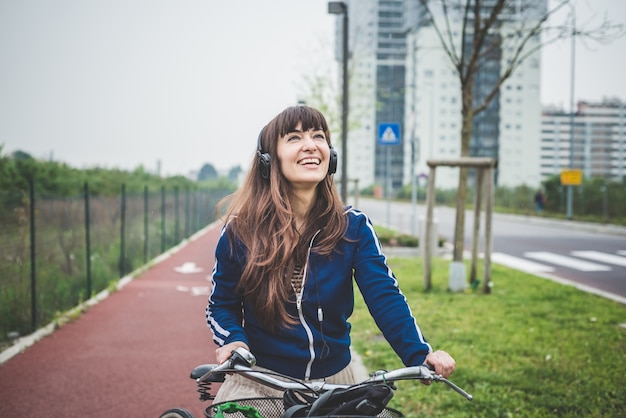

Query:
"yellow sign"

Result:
[[560, 169, 583, 186]]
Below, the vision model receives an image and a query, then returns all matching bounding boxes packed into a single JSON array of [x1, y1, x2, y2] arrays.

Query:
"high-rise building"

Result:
[[333, 0, 410, 193], [541, 99, 626, 181], [404, 0, 544, 189], [334, 0, 545, 192]]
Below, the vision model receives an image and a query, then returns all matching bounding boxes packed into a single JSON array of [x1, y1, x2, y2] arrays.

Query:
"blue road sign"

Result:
[[378, 123, 401, 145]]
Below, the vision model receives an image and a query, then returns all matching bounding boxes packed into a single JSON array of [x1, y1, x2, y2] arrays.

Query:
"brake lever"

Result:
[[431, 374, 473, 400], [197, 347, 257, 382], [423, 364, 472, 400]]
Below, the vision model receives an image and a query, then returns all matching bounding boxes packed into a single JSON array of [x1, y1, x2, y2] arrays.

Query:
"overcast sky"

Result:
[[1, 0, 625, 177]]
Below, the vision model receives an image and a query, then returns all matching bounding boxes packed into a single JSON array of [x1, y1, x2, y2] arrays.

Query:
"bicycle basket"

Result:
[[204, 397, 403, 418]]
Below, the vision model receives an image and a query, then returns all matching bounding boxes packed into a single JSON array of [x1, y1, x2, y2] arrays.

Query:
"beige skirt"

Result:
[[211, 361, 358, 405]]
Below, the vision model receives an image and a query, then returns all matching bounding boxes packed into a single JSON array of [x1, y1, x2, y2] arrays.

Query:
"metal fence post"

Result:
[[29, 176, 37, 331], [185, 187, 190, 238], [144, 185, 148, 264], [160, 185, 166, 253], [119, 183, 126, 278], [174, 186, 180, 243], [84, 182, 92, 297]]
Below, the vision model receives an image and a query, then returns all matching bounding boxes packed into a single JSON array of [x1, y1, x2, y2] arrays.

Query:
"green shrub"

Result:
[[374, 226, 419, 247]]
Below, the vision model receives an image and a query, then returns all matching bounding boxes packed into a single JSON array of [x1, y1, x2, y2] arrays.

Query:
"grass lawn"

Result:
[[350, 257, 626, 417]]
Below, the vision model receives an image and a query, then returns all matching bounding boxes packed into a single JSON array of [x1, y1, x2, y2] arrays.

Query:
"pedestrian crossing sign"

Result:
[[378, 122, 401, 145]]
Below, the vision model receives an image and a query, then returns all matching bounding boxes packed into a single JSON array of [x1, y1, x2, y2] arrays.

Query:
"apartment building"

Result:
[[404, 0, 544, 189], [334, 0, 545, 192], [541, 99, 626, 182], [332, 0, 409, 192]]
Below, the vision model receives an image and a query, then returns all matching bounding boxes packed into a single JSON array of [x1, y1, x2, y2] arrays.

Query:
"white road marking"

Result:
[[571, 251, 626, 267], [524, 252, 611, 272], [492, 252, 555, 273]]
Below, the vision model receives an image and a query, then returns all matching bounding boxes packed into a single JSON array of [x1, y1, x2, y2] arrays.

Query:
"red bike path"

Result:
[[0, 224, 224, 418]]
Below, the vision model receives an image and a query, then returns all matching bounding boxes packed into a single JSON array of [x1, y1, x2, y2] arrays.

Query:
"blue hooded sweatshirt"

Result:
[[206, 207, 432, 380]]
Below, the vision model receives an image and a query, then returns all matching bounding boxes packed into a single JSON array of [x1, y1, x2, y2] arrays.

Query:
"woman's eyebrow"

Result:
[[286, 128, 323, 135]]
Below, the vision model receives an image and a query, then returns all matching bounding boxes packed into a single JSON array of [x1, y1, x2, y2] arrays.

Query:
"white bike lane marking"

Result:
[[175, 285, 210, 296], [173, 262, 210, 295], [174, 262, 203, 273]]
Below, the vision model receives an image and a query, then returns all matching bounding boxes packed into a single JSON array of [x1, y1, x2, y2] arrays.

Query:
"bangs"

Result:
[[276, 106, 329, 138]]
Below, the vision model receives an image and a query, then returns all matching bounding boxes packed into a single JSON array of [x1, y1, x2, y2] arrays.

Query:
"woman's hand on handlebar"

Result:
[[424, 350, 456, 382], [215, 341, 249, 364]]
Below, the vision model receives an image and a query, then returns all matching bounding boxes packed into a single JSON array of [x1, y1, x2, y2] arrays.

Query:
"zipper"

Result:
[[297, 230, 321, 380]]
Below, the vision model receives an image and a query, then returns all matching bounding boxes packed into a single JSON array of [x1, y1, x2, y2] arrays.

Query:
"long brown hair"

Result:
[[217, 105, 347, 330]]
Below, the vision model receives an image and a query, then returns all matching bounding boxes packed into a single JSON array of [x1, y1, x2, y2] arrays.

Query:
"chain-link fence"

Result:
[[0, 180, 230, 347]]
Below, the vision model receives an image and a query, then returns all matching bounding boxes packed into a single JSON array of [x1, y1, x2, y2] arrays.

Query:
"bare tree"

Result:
[[296, 69, 341, 135], [295, 31, 371, 142], [416, 0, 623, 264]]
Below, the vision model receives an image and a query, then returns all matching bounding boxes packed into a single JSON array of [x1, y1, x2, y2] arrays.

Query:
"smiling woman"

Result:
[[276, 124, 334, 191], [205, 105, 457, 404]]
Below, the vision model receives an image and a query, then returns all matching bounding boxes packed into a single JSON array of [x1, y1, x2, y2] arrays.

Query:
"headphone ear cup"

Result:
[[258, 151, 271, 179], [257, 128, 271, 180], [328, 147, 338, 175]]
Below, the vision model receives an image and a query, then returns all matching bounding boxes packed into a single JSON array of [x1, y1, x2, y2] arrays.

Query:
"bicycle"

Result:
[[159, 347, 472, 418]]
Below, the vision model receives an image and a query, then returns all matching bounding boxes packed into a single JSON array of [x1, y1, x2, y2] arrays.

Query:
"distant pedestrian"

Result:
[[534, 189, 545, 214]]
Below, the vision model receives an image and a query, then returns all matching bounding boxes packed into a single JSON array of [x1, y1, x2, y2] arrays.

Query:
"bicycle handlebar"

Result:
[[367, 367, 473, 400], [199, 347, 473, 401]]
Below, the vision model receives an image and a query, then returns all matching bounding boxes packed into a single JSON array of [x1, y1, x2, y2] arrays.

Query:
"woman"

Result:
[[206, 105, 455, 402]]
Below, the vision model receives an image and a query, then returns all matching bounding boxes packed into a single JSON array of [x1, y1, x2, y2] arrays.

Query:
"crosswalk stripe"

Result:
[[618, 250, 626, 256], [525, 251, 611, 272], [492, 252, 555, 273], [572, 251, 626, 267]]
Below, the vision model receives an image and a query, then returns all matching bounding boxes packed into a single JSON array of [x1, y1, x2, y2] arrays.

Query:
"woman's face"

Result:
[[276, 122, 331, 190]]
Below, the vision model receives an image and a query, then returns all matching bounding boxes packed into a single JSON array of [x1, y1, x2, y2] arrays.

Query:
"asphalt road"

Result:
[[352, 197, 626, 304]]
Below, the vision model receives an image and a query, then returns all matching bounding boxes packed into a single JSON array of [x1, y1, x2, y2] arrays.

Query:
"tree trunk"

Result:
[[453, 79, 475, 262], [453, 169, 468, 262]]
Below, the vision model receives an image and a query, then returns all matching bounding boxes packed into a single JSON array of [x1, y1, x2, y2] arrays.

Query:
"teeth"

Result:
[[301, 158, 320, 165]]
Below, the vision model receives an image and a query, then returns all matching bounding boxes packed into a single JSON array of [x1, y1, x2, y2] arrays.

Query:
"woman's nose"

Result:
[[302, 133, 318, 150]]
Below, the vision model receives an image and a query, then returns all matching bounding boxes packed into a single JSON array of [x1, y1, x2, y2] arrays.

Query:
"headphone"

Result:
[[257, 128, 338, 179]]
